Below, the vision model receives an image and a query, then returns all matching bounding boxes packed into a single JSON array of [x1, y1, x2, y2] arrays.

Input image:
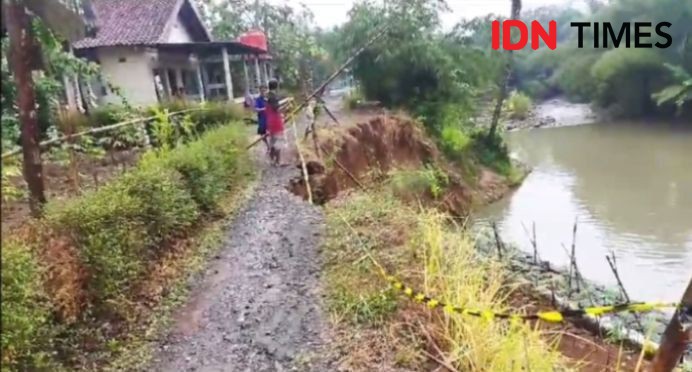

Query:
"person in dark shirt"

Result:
[[254, 85, 269, 152]]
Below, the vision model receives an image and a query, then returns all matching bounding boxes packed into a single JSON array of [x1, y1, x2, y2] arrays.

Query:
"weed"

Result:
[[389, 166, 449, 200], [506, 91, 533, 120], [1, 157, 24, 202]]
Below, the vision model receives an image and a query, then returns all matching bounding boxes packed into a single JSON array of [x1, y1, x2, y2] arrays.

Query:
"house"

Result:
[[67, 0, 273, 108]]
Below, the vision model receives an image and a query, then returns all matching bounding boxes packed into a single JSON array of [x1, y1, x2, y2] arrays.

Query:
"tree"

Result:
[[4, 0, 47, 216], [487, 0, 522, 139], [197, 0, 328, 92], [2, 0, 93, 216]]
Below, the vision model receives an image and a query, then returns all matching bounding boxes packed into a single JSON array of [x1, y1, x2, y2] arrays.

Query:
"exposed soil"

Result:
[[511, 288, 649, 372], [289, 114, 488, 216], [288, 100, 654, 371], [148, 139, 333, 371]]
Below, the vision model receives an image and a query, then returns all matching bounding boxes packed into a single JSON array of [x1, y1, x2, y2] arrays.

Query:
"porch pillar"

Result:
[[63, 74, 77, 109], [243, 58, 250, 93], [221, 47, 233, 101], [175, 68, 184, 93], [162, 69, 172, 98], [73, 75, 85, 112], [263, 60, 269, 84], [254, 56, 262, 86], [196, 62, 205, 102]]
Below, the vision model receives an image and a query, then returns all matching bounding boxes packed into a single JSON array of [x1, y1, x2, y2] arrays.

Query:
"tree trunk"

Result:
[[651, 277, 692, 372], [487, 0, 522, 139], [6, 0, 47, 217]]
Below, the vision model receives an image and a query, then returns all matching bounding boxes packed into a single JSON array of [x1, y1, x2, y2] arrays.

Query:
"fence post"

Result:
[[651, 276, 692, 372]]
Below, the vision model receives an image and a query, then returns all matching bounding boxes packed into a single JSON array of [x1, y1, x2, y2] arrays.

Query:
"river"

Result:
[[475, 119, 692, 302]]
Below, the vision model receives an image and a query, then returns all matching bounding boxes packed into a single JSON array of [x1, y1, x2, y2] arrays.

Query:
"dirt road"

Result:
[[150, 144, 332, 371]]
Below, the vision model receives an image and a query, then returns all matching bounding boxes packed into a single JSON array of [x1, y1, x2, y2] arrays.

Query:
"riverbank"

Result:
[[288, 107, 671, 369], [506, 98, 598, 131]]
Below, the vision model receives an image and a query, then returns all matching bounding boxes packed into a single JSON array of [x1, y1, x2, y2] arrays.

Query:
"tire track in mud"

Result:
[[150, 155, 332, 371]]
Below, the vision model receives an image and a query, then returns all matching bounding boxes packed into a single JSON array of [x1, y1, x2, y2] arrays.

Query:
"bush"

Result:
[[1, 240, 57, 370], [46, 165, 199, 314], [440, 125, 471, 158], [550, 52, 600, 103], [591, 48, 665, 116], [506, 91, 532, 120], [44, 123, 249, 316], [88, 104, 139, 128], [146, 125, 250, 211], [469, 131, 513, 176], [186, 101, 244, 131], [389, 166, 449, 200]]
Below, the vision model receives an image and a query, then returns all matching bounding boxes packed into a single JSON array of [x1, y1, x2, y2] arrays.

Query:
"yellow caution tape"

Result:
[[385, 276, 677, 323]]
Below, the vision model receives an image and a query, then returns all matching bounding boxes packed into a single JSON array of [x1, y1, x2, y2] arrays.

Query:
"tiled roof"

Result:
[[73, 0, 182, 49]]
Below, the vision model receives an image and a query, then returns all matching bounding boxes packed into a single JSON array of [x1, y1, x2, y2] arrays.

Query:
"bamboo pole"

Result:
[[1, 108, 204, 159], [289, 115, 313, 205]]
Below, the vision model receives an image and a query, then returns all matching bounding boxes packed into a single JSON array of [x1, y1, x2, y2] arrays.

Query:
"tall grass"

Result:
[[323, 190, 567, 371], [418, 211, 565, 370]]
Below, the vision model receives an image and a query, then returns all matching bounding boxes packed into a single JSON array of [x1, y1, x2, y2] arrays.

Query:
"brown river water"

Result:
[[475, 119, 692, 302]]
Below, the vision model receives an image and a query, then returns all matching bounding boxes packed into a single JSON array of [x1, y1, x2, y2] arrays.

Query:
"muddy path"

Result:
[[149, 136, 333, 371]]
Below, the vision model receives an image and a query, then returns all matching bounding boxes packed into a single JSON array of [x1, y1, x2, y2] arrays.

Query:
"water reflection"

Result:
[[476, 122, 692, 301]]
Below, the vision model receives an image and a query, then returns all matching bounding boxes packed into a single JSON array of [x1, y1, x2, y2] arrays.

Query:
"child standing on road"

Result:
[[265, 79, 285, 166], [254, 85, 269, 152]]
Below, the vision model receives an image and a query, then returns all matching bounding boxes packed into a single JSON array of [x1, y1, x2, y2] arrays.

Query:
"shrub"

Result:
[[440, 125, 471, 159], [389, 166, 449, 200], [506, 91, 532, 120], [591, 48, 665, 116], [88, 104, 139, 128], [46, 165, 199, 315], [145, 125, 250, 211], [188, 101, 244, 131], [1, 240, 57, 370], [469, 131, 513, 176]]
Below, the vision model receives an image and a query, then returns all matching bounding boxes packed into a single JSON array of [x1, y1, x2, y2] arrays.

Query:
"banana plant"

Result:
[[652, 63, 692, 113]]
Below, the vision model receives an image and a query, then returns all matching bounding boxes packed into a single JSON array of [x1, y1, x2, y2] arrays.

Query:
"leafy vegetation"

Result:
[[324, 0, 516, 176], [1, 122, 253, 371], [510, 0, 692, 118], [1, 240, 57, 370], [506, 91, 532, 120], [197, 0, 334, 93]]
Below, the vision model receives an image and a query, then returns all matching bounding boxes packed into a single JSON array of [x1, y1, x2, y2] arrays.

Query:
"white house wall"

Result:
[[166, 16, 193, 43], [98, 47, 158, 106]]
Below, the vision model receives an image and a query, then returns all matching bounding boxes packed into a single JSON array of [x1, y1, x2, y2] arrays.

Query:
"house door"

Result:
[[167, 69, 179, 96]]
